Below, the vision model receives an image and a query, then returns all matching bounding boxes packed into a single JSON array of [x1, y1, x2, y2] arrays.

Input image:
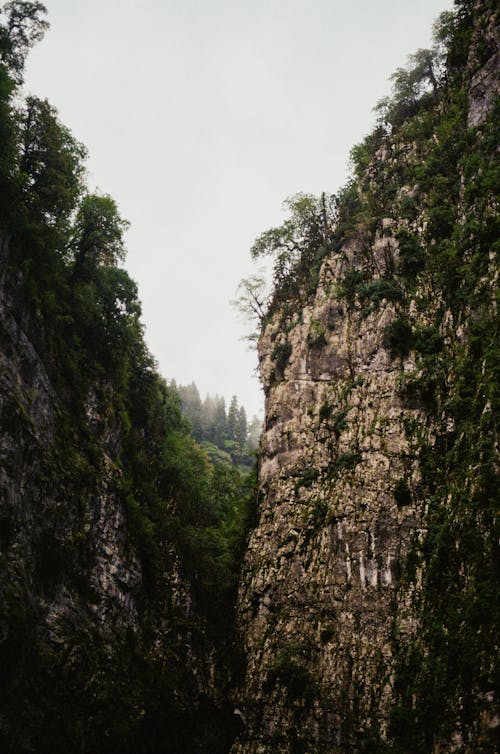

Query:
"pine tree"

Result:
[[236, 405, 247, 455], [212, 396, 228, 448], [227, 395, 239, 442]]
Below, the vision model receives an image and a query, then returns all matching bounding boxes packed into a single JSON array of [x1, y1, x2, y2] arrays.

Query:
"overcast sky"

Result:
[[23, 0, 452, 418]]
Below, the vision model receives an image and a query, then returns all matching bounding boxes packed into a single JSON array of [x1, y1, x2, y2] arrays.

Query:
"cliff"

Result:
[[0, 19, 246, 748], [0, 1, 498, 752], [0, 227, 243, 753], [233, 1, 499, 752]]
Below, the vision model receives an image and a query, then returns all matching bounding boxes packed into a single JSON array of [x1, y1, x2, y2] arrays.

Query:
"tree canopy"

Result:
[[0, 1, 48, 82]]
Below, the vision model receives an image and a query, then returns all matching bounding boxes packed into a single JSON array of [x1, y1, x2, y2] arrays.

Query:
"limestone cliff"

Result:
[[233, 2, 499, 752]]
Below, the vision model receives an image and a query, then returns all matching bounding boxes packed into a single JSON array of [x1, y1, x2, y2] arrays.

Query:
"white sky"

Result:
[[23, 0, 452, 419]]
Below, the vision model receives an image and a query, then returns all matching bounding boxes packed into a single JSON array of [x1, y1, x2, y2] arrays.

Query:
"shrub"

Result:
[[265, 650, 316, 703], [394, 478, 412, 508], [337, 268, 368, 304], [396, 230, 426, 278], [357, 278, 403, 306], [271, 339, 292, 377], [384, 317, 414, 359], [295, 467, 320, 491]]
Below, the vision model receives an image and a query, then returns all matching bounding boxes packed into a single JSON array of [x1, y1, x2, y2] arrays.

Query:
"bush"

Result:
[[384, 317, 413, 359], [265, 650, 316, 703], [357, 278, 403, 306], [396, 230, 426, 278], [295, 467, 320, 491], [271, 339, 292, 377]]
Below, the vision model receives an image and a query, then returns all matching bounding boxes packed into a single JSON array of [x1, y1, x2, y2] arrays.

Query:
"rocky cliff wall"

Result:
[[233, 2, 499, 751], [0, 234, 233, 753]]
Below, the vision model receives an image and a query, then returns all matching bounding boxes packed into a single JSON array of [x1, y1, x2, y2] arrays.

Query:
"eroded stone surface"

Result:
[[233, 239, 424, 752]]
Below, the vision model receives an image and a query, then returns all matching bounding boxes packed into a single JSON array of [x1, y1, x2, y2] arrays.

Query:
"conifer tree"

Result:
[[227, 395, 239, 442], [236, 405, 247, 455]]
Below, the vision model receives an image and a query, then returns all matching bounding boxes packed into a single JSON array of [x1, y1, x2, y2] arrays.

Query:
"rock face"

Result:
[[233, 195, 424, 754], [233, 2, 499, 751], [0, 234, 230, 753], [467, 0, 500, 126]]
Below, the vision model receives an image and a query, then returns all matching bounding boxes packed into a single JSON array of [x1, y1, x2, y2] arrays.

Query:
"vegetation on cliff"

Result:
[[0, 0, 497, 752], [239, 0, 498, 750], [0, 3, 254, 752]]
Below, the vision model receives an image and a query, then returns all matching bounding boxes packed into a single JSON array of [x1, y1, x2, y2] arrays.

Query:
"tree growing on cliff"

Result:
[[18, 96, 86, 229], [240, 192, 337, 320], [72, 193, 129, 273], [0, 1, 48, 82]]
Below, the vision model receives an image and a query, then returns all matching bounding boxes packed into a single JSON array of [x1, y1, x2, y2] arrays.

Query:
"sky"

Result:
[[23, 0, 452, 419]]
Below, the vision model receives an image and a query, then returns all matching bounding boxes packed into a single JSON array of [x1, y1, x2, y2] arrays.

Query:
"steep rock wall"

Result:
[[233, 2, 499, 751], [0, 235, 232, 753], [234, 185, 424, 754]]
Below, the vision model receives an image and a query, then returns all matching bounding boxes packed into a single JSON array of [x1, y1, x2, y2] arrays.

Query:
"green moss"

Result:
[[295, 467, 320, 491]]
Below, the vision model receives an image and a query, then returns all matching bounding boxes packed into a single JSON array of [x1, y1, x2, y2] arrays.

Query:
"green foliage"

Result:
[[248, 192, 336, 314], [349, 127, 386, 179], [0, 64, 16, 220], [328, 452, 361, 476], [396, 229, 426, 279], [330, 408, 349, 436], [176, 382, 260, 468], [0, 1, 49, 83], [356, 277, 403, 306], [72, 192, 128, 271], [18, 96, 86, 228], [295, 467, 320, 491], [306, 319, 327, 348], [0, 11, 256, 753], [271, 338, 292, 378], [383, 316, 413, 360], [375, 47, 442, 128], [319, 401, 332, 422], [337, 268, 368, 304]]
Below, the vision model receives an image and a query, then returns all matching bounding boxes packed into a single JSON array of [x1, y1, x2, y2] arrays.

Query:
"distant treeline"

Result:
[[172, 382, 261, 469]]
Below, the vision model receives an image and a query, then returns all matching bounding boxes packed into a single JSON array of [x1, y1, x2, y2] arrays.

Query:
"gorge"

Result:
[[0, 1, 498, 753]]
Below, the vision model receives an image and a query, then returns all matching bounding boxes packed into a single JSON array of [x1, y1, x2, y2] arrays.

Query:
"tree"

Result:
[[212, 396, 228, 448], [236, 406, 247, 455], [18, 96, 86, 228], [247, 415, 262, 452], [227, 396, 239, 442], [72, 193, 129, 274], [247, 192, 336, 313], [375, 47, 444, 127], [0, 1, 49, 83], [232, 273, 269, 342], [176, 382, 203, 440]]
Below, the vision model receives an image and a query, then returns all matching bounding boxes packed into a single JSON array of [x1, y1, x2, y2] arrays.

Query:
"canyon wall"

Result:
[[233, 2, 499, 751]]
